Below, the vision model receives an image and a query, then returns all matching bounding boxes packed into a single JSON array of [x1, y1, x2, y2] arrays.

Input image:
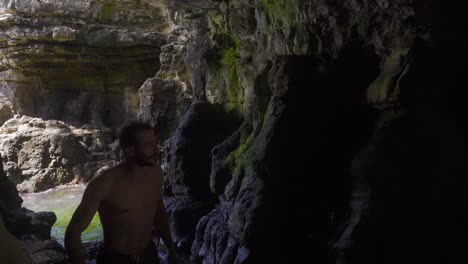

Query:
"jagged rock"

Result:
[[0, 152, 23, 209], [209, 130, 242, 198], [84, 240, 103, 264], [1, 150, 67, 263], [168, 102, 241, 201], [138, 77, 191, 141], [4, 208, 56, 240], [20, 237, 69, 264], [0, 116, 117, 192], [162, 0, 437, 262], [190, 205, 233, 264], [163, 196, 212, 257], [0, 92, 14, 126]]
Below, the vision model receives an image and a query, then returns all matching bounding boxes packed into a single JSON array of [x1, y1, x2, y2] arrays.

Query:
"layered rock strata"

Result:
[[0, 0, 169, 128]]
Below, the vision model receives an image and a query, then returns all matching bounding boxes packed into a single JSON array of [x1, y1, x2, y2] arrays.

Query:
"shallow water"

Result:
[[20, 184, 103, 245]]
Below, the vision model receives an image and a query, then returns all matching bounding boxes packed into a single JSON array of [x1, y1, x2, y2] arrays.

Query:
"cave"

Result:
[[1, 0, 468, 264]]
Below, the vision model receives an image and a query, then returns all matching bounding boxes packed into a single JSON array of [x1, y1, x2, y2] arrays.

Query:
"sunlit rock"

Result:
[[0, 0, 169, 128], [0, 116, 117, 192]]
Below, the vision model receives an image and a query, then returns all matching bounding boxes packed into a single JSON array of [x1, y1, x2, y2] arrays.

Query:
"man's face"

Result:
[[132, 129, 160, 166]]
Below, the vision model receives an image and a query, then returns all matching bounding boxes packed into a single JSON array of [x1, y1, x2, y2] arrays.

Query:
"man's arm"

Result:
[[65, 175, 109, 264], [154, 198, 177, 256]]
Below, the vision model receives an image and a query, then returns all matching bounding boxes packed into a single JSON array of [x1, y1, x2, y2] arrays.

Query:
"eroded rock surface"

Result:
[[0, 0, 169, 128], [160, 1, 468, 263], [0, 115, 117, 192]]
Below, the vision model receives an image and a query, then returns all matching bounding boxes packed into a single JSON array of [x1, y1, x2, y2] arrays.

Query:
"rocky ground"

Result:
[[1, 153, 68, 263]]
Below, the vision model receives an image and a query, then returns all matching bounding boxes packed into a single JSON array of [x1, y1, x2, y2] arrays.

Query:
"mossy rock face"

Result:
[[100, 2, 116, 21], [205, 32, 244, 114], [261, 0, 304, 30]]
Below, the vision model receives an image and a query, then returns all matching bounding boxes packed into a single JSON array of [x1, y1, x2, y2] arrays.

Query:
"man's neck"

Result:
[[122, 160, 156, 176]]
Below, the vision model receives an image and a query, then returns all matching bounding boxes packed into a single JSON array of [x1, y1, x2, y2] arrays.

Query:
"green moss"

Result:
[[210, 13, 225, 31], [180, 68, 191, 83], [206, 8, 245, 112], [205, 32, 244, 114], [219, 1, 228, 13], [219, 46, 241, 106], [261, 0, 303, 31], [224, 133, 254, 176], [132, 0, 141, 6], [100, 2, 116, 21], [52, 208, 102, 242]]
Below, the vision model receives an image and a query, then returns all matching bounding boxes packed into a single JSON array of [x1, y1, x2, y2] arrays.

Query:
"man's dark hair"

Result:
[[118, 121, 155, 154]]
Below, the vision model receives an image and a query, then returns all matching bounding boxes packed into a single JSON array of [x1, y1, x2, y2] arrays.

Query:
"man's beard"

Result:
[[134, 154, 158, 167]]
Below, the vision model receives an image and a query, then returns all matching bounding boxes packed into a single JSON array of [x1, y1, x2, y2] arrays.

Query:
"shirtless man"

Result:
[[65, 122, 178, 264]]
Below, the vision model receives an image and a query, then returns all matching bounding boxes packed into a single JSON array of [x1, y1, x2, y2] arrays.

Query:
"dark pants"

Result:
[[96, 241, 159, 264]]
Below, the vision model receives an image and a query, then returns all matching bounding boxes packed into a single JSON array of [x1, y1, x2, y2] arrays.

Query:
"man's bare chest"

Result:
[[101, 177, 161, 214]]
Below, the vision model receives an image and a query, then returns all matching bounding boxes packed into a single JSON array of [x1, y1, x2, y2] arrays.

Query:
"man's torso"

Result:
[[97, 165, 163, 254]]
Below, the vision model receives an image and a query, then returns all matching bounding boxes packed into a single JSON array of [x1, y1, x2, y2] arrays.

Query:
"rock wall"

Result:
[[0, 0, 187, 189], [160, 0, 468, 263], [0, 0, 169, 127], [1, 0, 468, 264]]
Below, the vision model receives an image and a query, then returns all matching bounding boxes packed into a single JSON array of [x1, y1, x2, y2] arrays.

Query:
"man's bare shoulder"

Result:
[[86, 165, 125, 192]]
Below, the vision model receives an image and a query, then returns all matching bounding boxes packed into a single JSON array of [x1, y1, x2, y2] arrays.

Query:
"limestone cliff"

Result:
[[0, 0, 169, 127]]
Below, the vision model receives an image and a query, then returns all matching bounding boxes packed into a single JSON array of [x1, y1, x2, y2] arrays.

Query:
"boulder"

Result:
[[0, 93, 14, 126], [0, 116, 117, 192], [20, 237, 69, 264], [0, 152, 23, 209]]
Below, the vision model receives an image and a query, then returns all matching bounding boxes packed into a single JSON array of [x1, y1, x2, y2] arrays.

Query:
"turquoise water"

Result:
[[20, 184, 103, 245]]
